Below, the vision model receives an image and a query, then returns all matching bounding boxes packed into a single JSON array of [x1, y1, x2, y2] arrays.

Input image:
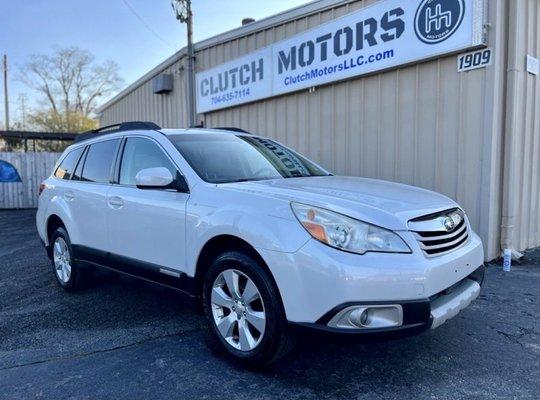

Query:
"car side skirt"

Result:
[[71, 245, 197, 297]]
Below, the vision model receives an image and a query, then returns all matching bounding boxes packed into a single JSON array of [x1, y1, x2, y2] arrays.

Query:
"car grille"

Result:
[[409, 209, 470, 257]]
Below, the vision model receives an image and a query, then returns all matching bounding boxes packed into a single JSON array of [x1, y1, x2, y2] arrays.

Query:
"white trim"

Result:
[[97, 0, 356, 113]]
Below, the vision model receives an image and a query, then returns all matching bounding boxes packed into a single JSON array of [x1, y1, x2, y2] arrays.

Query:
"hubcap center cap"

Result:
[[235, 300, 246, 319]]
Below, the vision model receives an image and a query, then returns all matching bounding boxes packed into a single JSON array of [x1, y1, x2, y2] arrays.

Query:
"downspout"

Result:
[[500, 0, 523, 259]]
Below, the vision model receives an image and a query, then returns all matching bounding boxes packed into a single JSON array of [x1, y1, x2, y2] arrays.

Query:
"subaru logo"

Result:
[[415, 0, 466, 45], [443, 217, 456, 232]]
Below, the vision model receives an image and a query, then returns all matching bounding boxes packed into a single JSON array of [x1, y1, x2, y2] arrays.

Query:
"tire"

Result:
[[203, 251, 296, 366], [50, 227, 93, 291]]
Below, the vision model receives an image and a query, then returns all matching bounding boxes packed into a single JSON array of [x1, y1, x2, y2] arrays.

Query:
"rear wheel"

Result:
[[50, 227, 93, 291], [203, 251, 295, 366]]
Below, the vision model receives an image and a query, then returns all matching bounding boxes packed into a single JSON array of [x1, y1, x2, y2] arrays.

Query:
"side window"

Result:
[[81, 139, 120, 183], [71, 147, 88, 181], [119, 137, 177, 186], [54, 147, 84, 180]]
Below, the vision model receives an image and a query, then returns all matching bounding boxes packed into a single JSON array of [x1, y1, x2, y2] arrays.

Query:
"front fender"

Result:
[[185, 203, 310, 277]]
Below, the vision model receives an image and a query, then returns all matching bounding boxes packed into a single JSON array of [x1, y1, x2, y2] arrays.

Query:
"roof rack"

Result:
[[74, 121, 162, 143], [213, 127, 251, 134]]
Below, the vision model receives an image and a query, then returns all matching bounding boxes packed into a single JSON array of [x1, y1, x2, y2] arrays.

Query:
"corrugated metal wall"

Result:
[[0, 153, 60, 209], [502, 0, 540, 253], [100, 61, 190, 128], [200, 0, 503, 260], [98, 0, 530, 261], [99, 1, 369, 128]]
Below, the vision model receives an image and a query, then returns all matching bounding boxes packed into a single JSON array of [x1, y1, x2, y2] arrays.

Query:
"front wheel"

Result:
[[203, 251, 295, 366]]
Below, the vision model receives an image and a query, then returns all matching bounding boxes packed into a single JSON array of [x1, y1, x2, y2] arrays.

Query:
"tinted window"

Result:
[[71, 147, 87, 181], [119, 138, 177, 186], [54, 147, 84, 180], [81, 139, 120, 183], [169, 134, 329, 183]]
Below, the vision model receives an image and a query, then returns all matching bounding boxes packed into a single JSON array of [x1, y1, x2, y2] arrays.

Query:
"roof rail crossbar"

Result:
[[74, 121, 162, 143], [213, 127, 251, 134]]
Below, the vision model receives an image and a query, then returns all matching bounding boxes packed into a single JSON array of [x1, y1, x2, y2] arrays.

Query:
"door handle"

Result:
[[64, 191, 75, 201], [108, 196, 124, 209]]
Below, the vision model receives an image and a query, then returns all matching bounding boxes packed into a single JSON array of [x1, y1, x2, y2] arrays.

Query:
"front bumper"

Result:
[[290, 265, 484, 337], [258, 230, 485, 325]]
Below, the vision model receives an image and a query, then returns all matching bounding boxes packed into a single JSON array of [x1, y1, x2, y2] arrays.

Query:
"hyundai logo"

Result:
[[415, 0, 466, 45]]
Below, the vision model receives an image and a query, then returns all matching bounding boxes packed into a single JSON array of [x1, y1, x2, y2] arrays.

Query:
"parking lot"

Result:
[[0, 209, 538, 400]]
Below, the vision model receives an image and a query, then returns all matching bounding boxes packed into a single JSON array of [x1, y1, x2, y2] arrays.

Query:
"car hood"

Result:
[[221, 176, 459, 230]]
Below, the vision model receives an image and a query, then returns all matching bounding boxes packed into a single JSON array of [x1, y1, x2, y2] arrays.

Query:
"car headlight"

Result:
[[291, 203, 411, 255]]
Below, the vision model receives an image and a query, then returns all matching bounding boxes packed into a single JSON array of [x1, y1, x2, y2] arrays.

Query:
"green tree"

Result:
[[28, 110, 98, 133]]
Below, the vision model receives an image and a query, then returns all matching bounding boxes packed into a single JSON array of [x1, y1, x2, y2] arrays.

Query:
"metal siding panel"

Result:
[[347, 79, 363, 176], [437, 58, 461, 200], [0, 152, 60, 209], [100, 0, 515, 260], [362, 75, 379, 179], [396, 67, 417, 186], [504, 0, 540, 252], [459, 69, 485, 229], [307, 84, 322, 163], [379, 72, 397, 182], [416, 62, 438, 190]]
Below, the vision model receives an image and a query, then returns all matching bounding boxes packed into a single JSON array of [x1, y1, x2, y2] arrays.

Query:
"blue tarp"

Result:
[[0, 160, 22, 182]]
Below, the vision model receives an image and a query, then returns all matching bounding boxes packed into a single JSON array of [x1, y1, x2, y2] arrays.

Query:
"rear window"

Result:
[[54, 147, 84, 180], [81, 139, 120, 183]]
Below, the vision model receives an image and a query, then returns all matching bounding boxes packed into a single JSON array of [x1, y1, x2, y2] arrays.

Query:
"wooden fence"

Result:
[[0, 152, 61, 209]]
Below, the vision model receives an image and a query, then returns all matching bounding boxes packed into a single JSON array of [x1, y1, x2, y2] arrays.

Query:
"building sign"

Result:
[[196, 0, 485, 113], [457, 48, 492, 72]]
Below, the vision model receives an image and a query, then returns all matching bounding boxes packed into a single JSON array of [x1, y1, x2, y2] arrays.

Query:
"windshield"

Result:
[[169, 133, 329, 184]]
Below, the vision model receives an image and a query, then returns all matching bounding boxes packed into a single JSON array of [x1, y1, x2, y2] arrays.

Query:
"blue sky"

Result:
[[0, 0, 312, 127]]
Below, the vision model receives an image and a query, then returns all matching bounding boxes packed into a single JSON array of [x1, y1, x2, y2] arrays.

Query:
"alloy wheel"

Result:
[[53, 237, 72, 284], [211, 269, 266, 351]]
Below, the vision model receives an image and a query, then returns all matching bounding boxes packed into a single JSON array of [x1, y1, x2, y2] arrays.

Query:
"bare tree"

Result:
[[19, 47, 123, 132]]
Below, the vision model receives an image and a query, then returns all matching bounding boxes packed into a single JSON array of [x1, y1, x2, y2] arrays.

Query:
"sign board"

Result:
[[457, 48, 492, 72], [196, 0, 486, 113], [526, 55, 539, 76]]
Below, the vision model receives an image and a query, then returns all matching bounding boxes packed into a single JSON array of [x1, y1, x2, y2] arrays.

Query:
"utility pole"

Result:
[[3, 54, 9, 131], [172, 0, 196, 128], [19, 94, 28, 151]]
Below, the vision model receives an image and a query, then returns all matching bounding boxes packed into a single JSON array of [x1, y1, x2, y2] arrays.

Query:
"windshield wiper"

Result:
[[217, 177, 279, 184]]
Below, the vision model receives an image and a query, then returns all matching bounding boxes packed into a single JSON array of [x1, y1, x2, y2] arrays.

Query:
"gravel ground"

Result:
[[0, 209, 538, 400]]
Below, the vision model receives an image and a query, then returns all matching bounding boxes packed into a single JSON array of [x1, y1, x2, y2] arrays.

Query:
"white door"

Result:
[[68, 139, 121, 263], [106, 137, 189, 272]]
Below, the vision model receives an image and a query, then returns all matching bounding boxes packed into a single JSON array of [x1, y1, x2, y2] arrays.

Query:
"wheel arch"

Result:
[[44, 214, 66, 258], [194, 235, 283, 304], [47, 214, 66, 237]]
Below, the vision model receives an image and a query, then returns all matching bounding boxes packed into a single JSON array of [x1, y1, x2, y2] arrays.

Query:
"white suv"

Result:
[[37, 122, 485, 365]]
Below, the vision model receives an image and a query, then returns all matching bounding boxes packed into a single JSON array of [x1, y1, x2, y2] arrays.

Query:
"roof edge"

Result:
[[97, 0, 355, 113]]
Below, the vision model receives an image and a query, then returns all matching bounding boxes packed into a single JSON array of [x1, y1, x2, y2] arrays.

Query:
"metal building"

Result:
[[97, 0, 540, 261]]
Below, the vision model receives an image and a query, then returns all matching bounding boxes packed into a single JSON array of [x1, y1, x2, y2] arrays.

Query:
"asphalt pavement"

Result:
[[0, 209, 538, 399]]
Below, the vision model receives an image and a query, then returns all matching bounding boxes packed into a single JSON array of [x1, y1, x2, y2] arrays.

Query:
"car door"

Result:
[[68, 138, 121, 264], [106, 136, 189, 274], [50, 146, 85, 236]]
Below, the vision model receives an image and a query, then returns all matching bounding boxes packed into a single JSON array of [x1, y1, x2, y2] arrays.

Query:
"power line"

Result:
[[120, 0, 176, 50]]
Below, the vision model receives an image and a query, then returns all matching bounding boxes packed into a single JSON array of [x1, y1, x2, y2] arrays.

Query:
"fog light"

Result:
[[327, 305, 403, 330], [350, 308, 369, 327]]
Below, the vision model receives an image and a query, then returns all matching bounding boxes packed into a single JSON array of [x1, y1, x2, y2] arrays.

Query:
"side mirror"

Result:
[[135, 167, 173, 189], [135, 167, 189, 192]]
